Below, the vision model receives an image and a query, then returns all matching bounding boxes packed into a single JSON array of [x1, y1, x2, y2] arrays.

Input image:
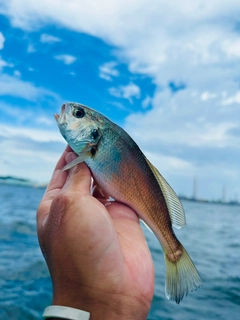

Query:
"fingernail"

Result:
[[65, 151, 77, 164]]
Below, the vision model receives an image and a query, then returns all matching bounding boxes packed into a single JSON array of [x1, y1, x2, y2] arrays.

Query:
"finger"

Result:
[[45, 145, 73, 193], [106, 202, 139, 223], [105, 202, 147, 250], [62, 155, 92, 195], [37, 146, 73, 227]]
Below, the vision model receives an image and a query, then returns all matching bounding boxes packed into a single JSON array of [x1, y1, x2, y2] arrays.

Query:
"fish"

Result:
[[54, 102, 202, 304]]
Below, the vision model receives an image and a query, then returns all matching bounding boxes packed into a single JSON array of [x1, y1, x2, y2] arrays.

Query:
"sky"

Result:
[[0, 0, 240, 201]]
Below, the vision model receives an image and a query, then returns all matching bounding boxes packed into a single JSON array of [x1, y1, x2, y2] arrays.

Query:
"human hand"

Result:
[[37, 146, 154, 320]]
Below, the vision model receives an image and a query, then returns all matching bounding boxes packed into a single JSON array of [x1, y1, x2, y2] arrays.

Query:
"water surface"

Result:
[[0, 184, 239, 319]]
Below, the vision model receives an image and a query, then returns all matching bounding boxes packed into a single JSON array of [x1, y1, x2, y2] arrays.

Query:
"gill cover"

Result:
[[61, 103, 102, 171]]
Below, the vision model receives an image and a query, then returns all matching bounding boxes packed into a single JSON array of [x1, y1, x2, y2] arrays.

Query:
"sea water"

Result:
[[0, 184, 239, 320]]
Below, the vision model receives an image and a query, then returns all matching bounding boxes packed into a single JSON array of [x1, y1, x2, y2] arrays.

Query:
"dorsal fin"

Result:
[[145, 158, 186, 229]]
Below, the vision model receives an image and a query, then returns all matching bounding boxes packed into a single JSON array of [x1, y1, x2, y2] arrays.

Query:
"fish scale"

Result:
[[86, 124, 179, 253], [55, 102, 202, 304]]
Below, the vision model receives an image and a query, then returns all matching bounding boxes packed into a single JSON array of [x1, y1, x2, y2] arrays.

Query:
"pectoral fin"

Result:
[[145, 158, 186, 229], [62, 151, 91, 171]]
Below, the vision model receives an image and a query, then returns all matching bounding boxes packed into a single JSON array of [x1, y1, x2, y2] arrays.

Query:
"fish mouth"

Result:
[[54, 104, 66, 122], [54, 113, 60, 121]]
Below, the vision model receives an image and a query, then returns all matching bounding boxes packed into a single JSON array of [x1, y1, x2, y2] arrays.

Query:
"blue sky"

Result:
[[0, 0, 240, 201]]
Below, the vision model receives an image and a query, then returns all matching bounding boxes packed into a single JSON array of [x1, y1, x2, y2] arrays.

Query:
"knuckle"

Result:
[[52, 192, 73, 210]]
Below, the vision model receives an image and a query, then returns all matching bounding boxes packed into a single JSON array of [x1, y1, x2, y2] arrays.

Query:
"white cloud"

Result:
[[54, 54, 77, 65], [221, 38, 240, 58], [109, 83, 140, 102], [0, 99, 62, 129], [123, 88, 240, 197], [0, 123, 66, 183], [124, 89, 240, 150], [0, 135, 65, 183], [1, 1, 240, 78], [0, 123, 63, 142], [0, 57, 14, 69], [0, 74, 60, 102], [99, 61, 119, 81], [40, 33, 61, 43], [2, 1, 240, 92], [0, 102, 32, 122], [0, 74, 40, 99], [36, 116, 55, 126], [222, 92, 240, 105], [145, 151, 195, 176], [0, 32, 5, 50], [2, 0, 240, 197], [142, 96, 152, 109], [13, 70, 21, 77], [27, 44, 36, 53], [201, 92, 217, 101]]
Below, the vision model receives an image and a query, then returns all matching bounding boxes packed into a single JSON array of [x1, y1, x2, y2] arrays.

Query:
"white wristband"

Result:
[[42, 305, 90, 320]]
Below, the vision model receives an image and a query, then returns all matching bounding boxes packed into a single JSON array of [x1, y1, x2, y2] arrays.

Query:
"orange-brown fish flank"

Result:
[[55, 102, 202, 304]]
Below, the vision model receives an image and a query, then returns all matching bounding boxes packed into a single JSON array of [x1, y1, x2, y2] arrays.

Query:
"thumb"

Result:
[[63, 152, 92, 195]]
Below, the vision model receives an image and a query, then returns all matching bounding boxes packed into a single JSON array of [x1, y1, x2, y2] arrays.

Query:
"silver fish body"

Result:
[[55, 102, 202, 304]]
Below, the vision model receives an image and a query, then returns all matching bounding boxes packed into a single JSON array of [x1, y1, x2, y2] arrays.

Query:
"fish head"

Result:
[[54, 102, 103, 155]]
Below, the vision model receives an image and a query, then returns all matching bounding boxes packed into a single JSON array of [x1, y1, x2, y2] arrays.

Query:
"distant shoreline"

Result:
[[0, 176, 47, 188], [1, 176, 239, 206], [178, 195, 240, 207]]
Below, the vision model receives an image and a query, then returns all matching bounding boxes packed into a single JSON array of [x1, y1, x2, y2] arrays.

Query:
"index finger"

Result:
[[46, 145, 72, 193], [37, 145, 72, 227]]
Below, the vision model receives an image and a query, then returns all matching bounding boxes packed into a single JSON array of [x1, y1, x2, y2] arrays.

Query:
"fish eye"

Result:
[[73, 107, 85, 118]]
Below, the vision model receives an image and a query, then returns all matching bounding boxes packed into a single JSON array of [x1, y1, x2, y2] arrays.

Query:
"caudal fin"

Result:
[[164, 247, 202, 304]]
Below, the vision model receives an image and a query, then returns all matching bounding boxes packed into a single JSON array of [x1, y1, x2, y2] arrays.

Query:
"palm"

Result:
[[88, 197, 155, 306], [37, 147, 154, 318]]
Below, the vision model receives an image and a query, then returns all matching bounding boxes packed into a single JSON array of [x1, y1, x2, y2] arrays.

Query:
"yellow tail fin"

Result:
[[164, 246, 202, 304]]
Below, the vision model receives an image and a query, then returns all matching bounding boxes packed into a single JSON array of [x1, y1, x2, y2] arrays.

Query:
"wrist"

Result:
[[42, 306, 90, 320], [52, 286, 150, 320]]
